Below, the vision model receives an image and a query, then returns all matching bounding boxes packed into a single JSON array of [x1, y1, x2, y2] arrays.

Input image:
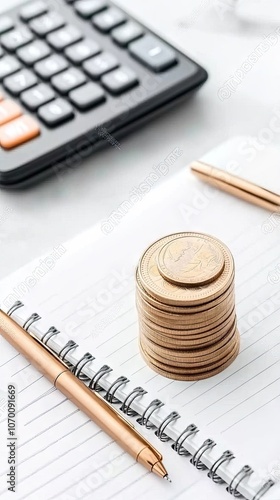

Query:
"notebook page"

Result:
[[1, 137, 280, 499]]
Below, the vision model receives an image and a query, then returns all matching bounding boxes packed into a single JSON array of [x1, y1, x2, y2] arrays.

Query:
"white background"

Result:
[[1, 0, 280, 278]]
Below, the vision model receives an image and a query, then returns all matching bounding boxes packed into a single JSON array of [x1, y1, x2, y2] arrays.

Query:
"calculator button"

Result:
[[101, 66, 138, 94], [65, 39, 100, 64], [30, 12, 65, 37], [4, 69, 38, 96], [92, 7, 126, 33], [20, 1, 48, 22], [0, 17, 14, 35], [74, 0, 107, 18], [17, 40, 51, 65], [47, 25, 82, 51], [69, 81, 105, 109], [112, 21, 143, 47], [51, 67, 86, 94], [21, 83, 55, 110], [129, 34, 177, 72], [0, 115, 40, 149], [83, 52, 118, 79], [0, 99, 22, 125], [38, 97, 74, 126], [34, 54, 69, 79], [0, 56, 21, 81], [1, 27, 34, 51]]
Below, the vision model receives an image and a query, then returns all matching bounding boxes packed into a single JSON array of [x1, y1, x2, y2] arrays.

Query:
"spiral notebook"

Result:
[[1, 137, 280, 500]]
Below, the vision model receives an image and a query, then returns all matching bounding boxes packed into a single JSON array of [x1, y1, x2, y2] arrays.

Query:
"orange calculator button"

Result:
[[0, 100, 22, 126], [0, 115, 40, 150]]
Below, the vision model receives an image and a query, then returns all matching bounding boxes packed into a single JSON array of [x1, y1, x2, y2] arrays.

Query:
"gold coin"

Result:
[[157, 234, 225, 286], [137, 302, 236, 336], [140, 337, 238, 373], [136, 269, 235, 314], [139, 336, 240, 381], [139, 316, 235, 349], [138, 233, 234, 306], [140, 331, 238, 371], [140, 319, 237, 363], [140, 330, 238, 369], [136, 285, 235, 322], [136, 292, 235, 329], [139, 311, 236, 348]]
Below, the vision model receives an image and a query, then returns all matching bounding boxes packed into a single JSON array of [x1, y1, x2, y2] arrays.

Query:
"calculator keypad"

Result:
[[4, 68, 38, 96], [69, 81, 105, 109], [51, 67, 86, 93], [74, 0, 107, 19], [30, 12, 65, 36], [101, 66, 138, 94], [47, 25, 82, 50], [0, 99, 22, 125], [0, 56, 21, 81], [0, 0, 180, 151], [38, 97, 74, 126], [0, 17, 14, 35], [21, 82, 55, 110], [0, 114, 40, 149], [83, 52, 118, 79], [112, 21, 143, 47], [129, 34, 177, 72], [17, 40, 51, 65], [1, 27, 34, 51], [34, 53, 69, 79], [92, 7, 126, 32], [65, 39, 100, 64], [20, 1, 48, 22]]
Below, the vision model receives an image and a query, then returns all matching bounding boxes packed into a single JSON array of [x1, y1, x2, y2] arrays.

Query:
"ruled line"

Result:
[[207, 375, 280, 426], [198, 358, 280, 416], [222, 393, 280, 434]]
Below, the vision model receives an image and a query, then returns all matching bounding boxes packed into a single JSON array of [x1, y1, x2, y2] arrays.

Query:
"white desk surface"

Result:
[[1, 0, 280, 278]]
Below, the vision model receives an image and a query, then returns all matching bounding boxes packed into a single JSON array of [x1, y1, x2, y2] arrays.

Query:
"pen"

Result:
[[191, 160, 280, 212], [0, 309, 170, 481]]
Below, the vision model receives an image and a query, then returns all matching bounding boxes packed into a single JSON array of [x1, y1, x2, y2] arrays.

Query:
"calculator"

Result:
[[0, 0, 208, 187]]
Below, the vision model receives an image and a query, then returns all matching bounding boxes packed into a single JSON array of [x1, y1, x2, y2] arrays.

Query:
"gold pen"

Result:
[[191, 160, 280, 212], [0, 309, 170, 481]]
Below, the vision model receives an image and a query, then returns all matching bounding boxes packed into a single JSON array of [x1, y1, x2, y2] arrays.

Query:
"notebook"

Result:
[[0, 136, 280, 500]]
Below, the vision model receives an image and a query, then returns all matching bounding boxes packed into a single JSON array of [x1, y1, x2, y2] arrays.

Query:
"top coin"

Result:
[[157, 235, 225, 286], [138, 232, 234, 306]]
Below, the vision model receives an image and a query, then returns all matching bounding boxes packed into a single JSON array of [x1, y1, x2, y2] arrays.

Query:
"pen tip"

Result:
[[164, 474, 172, 483]]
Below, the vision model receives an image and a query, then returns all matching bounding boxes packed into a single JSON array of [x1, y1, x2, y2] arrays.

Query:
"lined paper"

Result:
[[1, 137, 280, 500]]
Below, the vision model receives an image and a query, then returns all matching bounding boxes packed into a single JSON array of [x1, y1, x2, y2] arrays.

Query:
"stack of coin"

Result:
[[136, 232, 240, 381]]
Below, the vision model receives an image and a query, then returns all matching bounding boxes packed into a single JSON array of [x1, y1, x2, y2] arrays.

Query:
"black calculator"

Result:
[[0, 0, 208, 187]]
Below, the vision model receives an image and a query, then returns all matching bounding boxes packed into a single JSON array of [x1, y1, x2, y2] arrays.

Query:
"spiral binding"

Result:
[[190, 438, 216, 470], [136, 399, 164, 429], [172, 424, 199, 456], [227, 465, 254, 497], [120, 387, 147, 416], [5, 301, 275, 500], [105, 376, 130, 404], [89, 365, 112, 392], [72, 352, 95, 380], [155, 411, 181, 442], [208, 450, 235, 484], [41, 327, 60, 345], [252, 480, 275, 500]]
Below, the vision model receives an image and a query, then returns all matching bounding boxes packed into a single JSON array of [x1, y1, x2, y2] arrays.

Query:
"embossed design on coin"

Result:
[[157, 235, 225, 286]]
